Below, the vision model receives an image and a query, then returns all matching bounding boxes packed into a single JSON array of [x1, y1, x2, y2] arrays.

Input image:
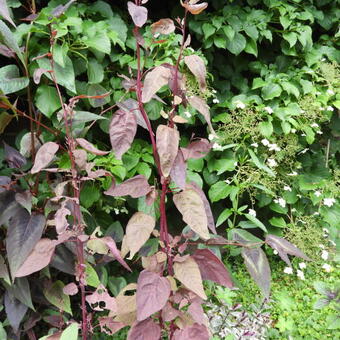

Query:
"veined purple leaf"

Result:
[[170, 149, 187, 190], [184, 55, 207, 91], [33, 68, 49, 84], [104, 175, 151, 198], [4, 291, 27, 333], [127, 1, 148, 27], [109, 109, 137, 160], [0, 0, 16, 27], [173, 323, 210, 340], [6, 210, 46, 278], [151, 18, 175, 35], [266, 234, 311, 266], [76, 138, 109, 156], [242, 247, 271, 297], [4, 142, 26, 168], [63, 282, 78, 296], [188, 300, 205, 325], [136, 270, 171, 321], [31, 142, 59, 174], [86, 285, 117, 312], [127, 318, 161, 340], [181, 138, 211, 160], [188, 96, 215, 135], [99, 318, 125, 336], [117, 98, 147, 130]]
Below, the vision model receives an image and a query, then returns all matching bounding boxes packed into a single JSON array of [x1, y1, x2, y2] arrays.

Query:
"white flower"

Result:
[[224, 179, 231, 184], [311, 123, 319, 128], [327, 89, 335, 95], [323, 198, 336, 207], [251, 142, 258, 148], [321, 250, 329, 260], [213, 98, 220, 104], [299, 262, 307, 269], [291, 208, 297, 212], [268, 143, 281, 152], [274, 197, 286, 208], [248, 209, 256, 217], [273, 250, 278, 255], [297, 194, 302, 198], [297, 269, 305, 280], [291, 128, 296, 133], [212, 89, 217, 94], [319, 107, 324, 110], [301, 133, 306, 136], [212, 143, 223, 151], [319, 244, 325, 249], [184, 111, 191, 118], [313, 212, 320, 216], [153, 32, 160, 38], [314, 191, 322, 197], [323, 228, 329, 234], [321, 58, 326, 61], [284, 267, 293, 274], [114, 208, 120, 215], [316, 131, 323, 135], [300, 109, 305, 113], [288, 171, 298, 176], [235, 101, 246, 109], [316, 91, 321, 95], [234, 161, 238, 166], [284, 185, 292, 192], [208, 133, 215, 141], [267, 158, 278, 167], [264, 106, 273, 114], [326, 106, 334, 111], [261, 138, 270, 146], [322, 263, 332, 272]]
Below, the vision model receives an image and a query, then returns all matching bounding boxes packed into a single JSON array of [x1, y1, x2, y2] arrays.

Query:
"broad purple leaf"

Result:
[[0, 254, 10, 283], [15, 191, 32, 213], [192, 249, 233, 288], [31, 142, 59, 174], [173, 323, 210, 340], [127, 2, 148, 27], [117, 98, 147, 130], [181, 138, 211, 160], [266, 234, 311, 266], [188, 300, 205, 325], [151, 18, 175, 35], [188, 96, 215, 134], [189, 182, 216, 234], [55, 206, 70, 234], [109, 109, 137, 160], [86, 285, 117, 312], [0, 0, 16, 27], [0, 175, 11, 193], [33, 68, 49, 84], [170, 149, 187, 190], [99, 318, 125, 336], [63, 282, 78, 296], [6, 277, 34, 309], [184, 55, 207, 91], [4, 291, 28, 333], [76, 138, 109, 155], [127, 318, 161, 340], [242, 247, 271, 297], [6, 210, 46, 277], [104, 175, 151, 198], [4, 142, 26, 168], [51, 0, 76, 18], [136, 270, 171, 321], [0, 44, 15, 58]]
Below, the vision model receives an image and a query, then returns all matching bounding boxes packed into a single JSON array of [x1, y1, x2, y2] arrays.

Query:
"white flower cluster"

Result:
[[283, 262, 307, 280], [235, 100, 246, 109], [274, 197, 286, 208]]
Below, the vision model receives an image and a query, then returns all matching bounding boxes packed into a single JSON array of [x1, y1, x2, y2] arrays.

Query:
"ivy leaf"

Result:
[[44, 280, 72, 314], [192, 249, 233, 288], [151, 18, 175, 35], [142, 66, 171, 103], [6, 210, 45, 278], [261, 83, 282, 100], [173, 188, 209, 240], [136, 270, 170, 321], [226, 32, 246, 55], [35, 85, 61, 118], [105, 175, 151, 198], [127, 318, 161, 340], [127, 2, 148, 27], [0, 64, 29, 94], [242, 247, 271, 297], [174, 256, 206, 299], [125, 212, 155, 259], [184, 55, 207, 91], [109, 109, 137, 160], [173, 323, 210, 340], [156, 125, 179, 177], [31, 142, 59, 174]]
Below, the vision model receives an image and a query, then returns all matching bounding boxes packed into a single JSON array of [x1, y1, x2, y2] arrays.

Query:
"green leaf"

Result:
[[214, 159, 237, 175], [226, 32, 246, 55], [262, 83, 282, 100], [222, 25, 235, 40], [259, 120, 273, 138], [282, 82, 300, 98], [283, 32, 297, 48], [244, 25, 259, 40], [244, 38, 258, 57], [300, 79, 313, 94], [248, 149, 275, 177], [252, 77, 266, 89], [214, 35, 227, 49], [53, 43, 69, 67], [35, 85, 61, 118], [208, 181, 233, 202], [80, 183, 100, 209], [85, 263, 100, 288], [44, 280, 72, 315], [60, 323, 79, 340], [87, 59, 104, 84], [216, 208, 232, 227], [280, 16, 291, 29], [202, 23, 215, 39], [245, 214, 267, 232], [87, 84, 110, 108], [84, 31, 111, 54], [229, 228, 263, 245], [269, 217, 286, 228], [0, 65, 29, 94]]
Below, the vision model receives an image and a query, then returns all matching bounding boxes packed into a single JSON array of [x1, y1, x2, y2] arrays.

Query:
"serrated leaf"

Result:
[[242, 247, 271, 297], [44, 280, 72, 314], [173, 188, 209, 240]]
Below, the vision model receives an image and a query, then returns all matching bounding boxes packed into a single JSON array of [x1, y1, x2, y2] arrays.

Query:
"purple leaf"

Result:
[[242, 247, 271, 297], [31, 142, 59, 174], [99, 317, 125, 336], [0, 44, 15, 58], [0, 175, 11, 193], [192, 249, 233, 288], [76, 138, 109, 156], [109, 109, 137, 160], [117, 99, 147, 130], [104, 175, 151, 198], [33, 68, 49, 84], [4, 142, 26, 169], [266, 234, 311, 266], [136, 270, 171, 321], [51, 0, 76, 18], [4, 291, 28, 333], [127, 2, 148, 27], [86, 285, 117, 312], [173, 323, 210, 340], [181, 138, 211, 160], [184, 55, 207, 91], [6, 210, 46, 277], [0, 0, 16, 27], [170, 149, 187, 190], [127, 318, 161, 340], [188, 96, 215, 135], [188, 300, 205, 325]]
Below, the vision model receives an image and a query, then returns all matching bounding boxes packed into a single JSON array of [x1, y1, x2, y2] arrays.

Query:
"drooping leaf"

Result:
[[173, 188, 209, 240], [244, 214, 267, 232], [31, 141, 59, 174], [55, 206, 70, 234], [230, 228, 263, 245], [170, 149, 187, 190], [181, 138, 211, 160], [5, 277, 34, 310], [0, 254, 10, 283], [104, 175, 151, 198], [117, 98, 147, 130], [184, 55, 207, 91], [127, 2, 148, 27], [127, 318, 161, 340], [151, 18, 175, 35], [125, 212, 155, 259], [4, 291, 27, 333], [6, 210, 46, 277], [0, 0, 15, 27], [265, 234, 311, 266], [189, 182, 216, 234], [109, 109, 137, 160], [103, 236, 132, 271], [156, 125, 179, 177], [181, 1, 208, 15], [187, 300, 206, 325], [136, 270, 170, 321], [60, 322, 79, 340], [51, 0, 76, 18], [15, 191, 32, 213], [33, 68, 49, 85], [142, 66, 171, 103], [192, 249, 233, 288], [173, 256, 207, 299], [76, 138, 109, 156], [242, 247, 271, 297], [44, 280, 72, 314], [4, 142, 26, 168], [173, 323, 210, 340], [188, 95, 215, 134]]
